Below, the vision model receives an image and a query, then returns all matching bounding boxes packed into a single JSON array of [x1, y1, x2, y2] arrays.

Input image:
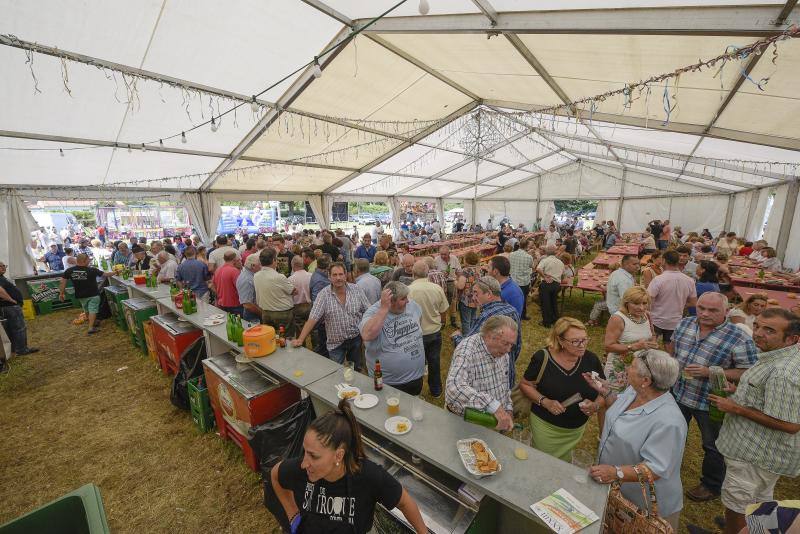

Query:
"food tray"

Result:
[[457, 438, 501, 478]]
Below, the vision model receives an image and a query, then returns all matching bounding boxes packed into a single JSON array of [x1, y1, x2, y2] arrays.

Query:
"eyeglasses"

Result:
[[638, 352, 654, 377], [560, 336, 589, 347]]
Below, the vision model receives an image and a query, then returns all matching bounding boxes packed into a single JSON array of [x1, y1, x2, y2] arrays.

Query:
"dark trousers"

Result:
[[391, 376, 424, 396], [0, 305, 28, 354], [313, 324, 329, 358], [422, 331, 442, 395], [653, 325, 674, 344], [328, 335, 363, 371], [657, 240, 669, 250], [538, 281, 561, 327], [519, 284, 530, 319], [678, 402, 725, 494]]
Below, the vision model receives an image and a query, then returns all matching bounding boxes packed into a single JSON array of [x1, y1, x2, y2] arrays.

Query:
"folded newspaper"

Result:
[[530, 488, 599, 533]]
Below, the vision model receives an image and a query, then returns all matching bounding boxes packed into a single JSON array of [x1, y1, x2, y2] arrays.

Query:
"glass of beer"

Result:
[[386, 397, 400, 416], [342, 361, 355, 384]]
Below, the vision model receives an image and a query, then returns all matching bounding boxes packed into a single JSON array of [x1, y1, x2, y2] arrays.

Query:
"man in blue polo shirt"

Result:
[[40, 244, 65, 271], [353, 233, 377, 263], [488, 255, 524, 318]]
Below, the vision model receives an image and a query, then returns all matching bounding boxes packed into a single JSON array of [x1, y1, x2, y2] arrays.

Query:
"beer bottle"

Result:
[[189, 291, 197, 314], [374, 360, 383, 391], [226, 313, 233, 341], [278, 325, 286, 348], [169, 280, 178, 298], [182, 289, 190, 312], [235, 316, 244, 346]]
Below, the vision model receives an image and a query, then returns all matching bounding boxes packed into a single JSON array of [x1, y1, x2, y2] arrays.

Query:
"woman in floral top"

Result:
[[603, 286, 659, 392], [455, 251, 481, 333]]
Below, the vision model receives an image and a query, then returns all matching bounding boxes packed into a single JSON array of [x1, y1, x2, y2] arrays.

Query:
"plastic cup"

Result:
[[572, 450, 594, 483], [285, 336, 295, 352], [412, 396, 424, 422], [342, 361, 355, 384], [387, 397, 400, 416]]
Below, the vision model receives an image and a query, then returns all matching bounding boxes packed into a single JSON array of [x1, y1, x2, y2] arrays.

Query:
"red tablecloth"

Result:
[[733, 287, 800, 310], [729, 267, 800, 293], [592, 253, 623, 268], [562, 267, 609, 293], [728, 256, 760, 268], [607, 244, 641, 255]]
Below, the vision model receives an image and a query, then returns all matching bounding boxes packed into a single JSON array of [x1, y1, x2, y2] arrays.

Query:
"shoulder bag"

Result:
[[601, 463, 673, 534], [510, 349, 549, 418]]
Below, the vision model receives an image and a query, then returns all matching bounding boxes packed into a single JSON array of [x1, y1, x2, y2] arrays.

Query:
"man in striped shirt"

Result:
[[711, 308, 800, 534], [445, 315, 517, 432]]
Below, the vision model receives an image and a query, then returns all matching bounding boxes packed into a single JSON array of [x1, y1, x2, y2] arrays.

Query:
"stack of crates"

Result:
[[26, 279, 78, 315], [188, 376, 215, 433]]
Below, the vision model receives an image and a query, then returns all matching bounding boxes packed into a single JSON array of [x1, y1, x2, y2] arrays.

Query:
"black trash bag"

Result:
[[255, 398, 315, 533], [170, 336, 207, 410], [249, 397, 316, 475], [95, 285, 112, 321]]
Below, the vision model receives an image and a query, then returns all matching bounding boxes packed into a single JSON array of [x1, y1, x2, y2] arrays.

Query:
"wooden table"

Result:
[[733, 287, 800, 311], [728, 256, 760, 268]]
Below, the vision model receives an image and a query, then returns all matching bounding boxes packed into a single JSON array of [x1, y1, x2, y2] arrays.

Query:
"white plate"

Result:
[[337, 386, 361, 401], [353, 394, 378, 409], [207, 314, 226, 320], [203, 318, 225, 326], [385, 416, 412, 435], [235, 354, 250, 364]]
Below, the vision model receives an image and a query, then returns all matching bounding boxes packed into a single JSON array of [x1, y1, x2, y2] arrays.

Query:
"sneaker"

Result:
[[0, 359, 8, 374], [686, 483, 719, 502], [16, 348, 39, 355], [88, 327, 99, 335], [429, 388, 442, 398]]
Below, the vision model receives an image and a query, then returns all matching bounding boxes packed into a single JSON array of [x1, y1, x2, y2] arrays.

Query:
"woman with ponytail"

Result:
[[271, 399, 428, 533]]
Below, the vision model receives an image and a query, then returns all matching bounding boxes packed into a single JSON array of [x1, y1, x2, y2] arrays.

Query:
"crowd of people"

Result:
[[4, 216, 800, 533]]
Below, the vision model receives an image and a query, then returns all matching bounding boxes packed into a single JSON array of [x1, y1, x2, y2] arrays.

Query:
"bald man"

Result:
[[391, 253, 415, 286], [670, 292, 758, 503]]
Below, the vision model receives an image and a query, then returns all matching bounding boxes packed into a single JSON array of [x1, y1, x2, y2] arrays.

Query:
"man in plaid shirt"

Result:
[[710, 308, 800, 534], [445, 315, 517, 431], [669, 292, 757, 502], [292, 262, 370, 370], [451, 276, 521, 388]]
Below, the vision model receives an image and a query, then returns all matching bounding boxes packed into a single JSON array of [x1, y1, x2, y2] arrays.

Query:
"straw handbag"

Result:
[[510, 349, 549, 418], [601, 464, 673, 534]]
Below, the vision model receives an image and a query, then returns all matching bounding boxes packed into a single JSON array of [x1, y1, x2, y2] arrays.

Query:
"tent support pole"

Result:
[[535, 176, 541, 224], [744, 190, 760, 241], [724, 194, 736, 231], [616, 169, 627, 228], [776, 179, 799, 261]]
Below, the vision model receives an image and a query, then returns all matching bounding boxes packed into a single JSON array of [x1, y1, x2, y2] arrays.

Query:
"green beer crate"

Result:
[[26, 278, 79, 315], [188, 376, 215, 433]]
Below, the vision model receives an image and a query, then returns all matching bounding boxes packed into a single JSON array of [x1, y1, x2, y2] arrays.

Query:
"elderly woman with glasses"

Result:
[[519, 317, 604, 461], [579, 349, 687, 532]]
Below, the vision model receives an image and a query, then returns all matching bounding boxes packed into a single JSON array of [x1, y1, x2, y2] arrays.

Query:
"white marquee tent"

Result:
[[2, 0, 800, 278]]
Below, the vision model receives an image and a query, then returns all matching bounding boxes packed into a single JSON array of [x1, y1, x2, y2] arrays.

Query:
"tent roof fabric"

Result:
[[1, 0, 798, 199]]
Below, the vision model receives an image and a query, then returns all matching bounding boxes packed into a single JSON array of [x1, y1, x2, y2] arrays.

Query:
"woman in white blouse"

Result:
[[759, 247, 783, 272], [727, 293, 767, 330]]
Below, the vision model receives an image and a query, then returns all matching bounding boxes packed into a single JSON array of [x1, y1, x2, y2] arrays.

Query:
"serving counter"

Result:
[[110, 276, 608, 532]]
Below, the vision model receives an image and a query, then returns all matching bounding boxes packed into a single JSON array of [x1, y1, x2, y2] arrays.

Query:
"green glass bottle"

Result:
[[463, 407, 498, 429], [181, 289, 190, 313], [169, 280, 178, 298], [226, 313, 233, 341], [235, 316, 244, 346], [709, 366, 728, 423]]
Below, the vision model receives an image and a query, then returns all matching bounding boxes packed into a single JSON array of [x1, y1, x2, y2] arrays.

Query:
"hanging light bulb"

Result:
[[250, 96, 260, 113], [59, 149, 65, 157], [141, 143, 146, 152], [159, 139, 164, 147], [418, 0, 430, 15], [181, 131, 187, 144], [312, 57, 322, 79], [210, 116, 218, 132], [127, 144, 132, 153]]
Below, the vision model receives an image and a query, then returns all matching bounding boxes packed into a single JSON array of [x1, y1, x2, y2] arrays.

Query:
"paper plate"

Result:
[[203, 318, 225, 326], [207, 313, 226, 320], [353, 393, 378, 409], [385, 416, 412, 435], [337, 386, 361, 401], [234, 354, 250, 364]]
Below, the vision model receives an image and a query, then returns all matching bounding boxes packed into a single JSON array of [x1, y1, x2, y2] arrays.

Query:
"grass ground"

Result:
[[1, 282, 797, 532]]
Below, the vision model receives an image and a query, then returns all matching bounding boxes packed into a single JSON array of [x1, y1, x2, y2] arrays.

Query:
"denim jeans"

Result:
[[328, 335, 362, 371], [678, 401, 725, 494], [458, 303, 477, 334], [519, 284, 530, 319], [313, 324, 329, 358], [657, 240, 669, 250], [218, 305, 243, 317], [422, 331, 443, 395], [0, 305, 28, 354]]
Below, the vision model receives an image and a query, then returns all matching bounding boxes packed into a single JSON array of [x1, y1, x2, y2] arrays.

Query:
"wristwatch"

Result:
[[614, 465, 624, 481]]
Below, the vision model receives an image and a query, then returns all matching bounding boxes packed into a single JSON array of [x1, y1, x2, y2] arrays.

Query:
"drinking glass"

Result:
[[412, 396, 424, 422], [513, 427, 531, 460], [572, 450, 594, 483], [386, 397, 400, 416], [285, 336, 295, 352], [342, 361, 355, 384]]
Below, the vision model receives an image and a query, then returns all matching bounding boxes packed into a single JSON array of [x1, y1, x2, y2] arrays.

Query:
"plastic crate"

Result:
[[34, 295, 79, 315], [142, 320, 159, 366], [188, 377, 215, 433], [21, 300, 35, 320]]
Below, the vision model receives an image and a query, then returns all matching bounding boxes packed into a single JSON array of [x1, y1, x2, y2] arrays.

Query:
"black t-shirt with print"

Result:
[[276, 251, 294, 277], [524, 349, 604, 429], [62, 266, 104, 298], [278, 457, 403, 534]]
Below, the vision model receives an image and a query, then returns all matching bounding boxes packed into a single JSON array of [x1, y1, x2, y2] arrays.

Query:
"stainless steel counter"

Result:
[[109, 275, 608, 532]]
